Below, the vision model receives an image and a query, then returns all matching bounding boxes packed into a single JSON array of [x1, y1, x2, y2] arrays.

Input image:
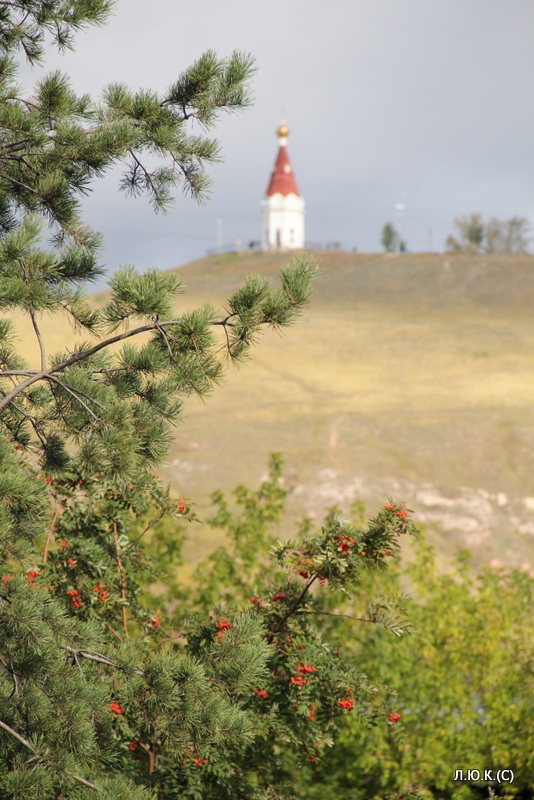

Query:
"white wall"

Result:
[[261, 193, 305, 250]]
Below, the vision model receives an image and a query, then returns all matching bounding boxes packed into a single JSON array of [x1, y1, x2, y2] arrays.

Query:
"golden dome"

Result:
[[276, 119, 289, 138]]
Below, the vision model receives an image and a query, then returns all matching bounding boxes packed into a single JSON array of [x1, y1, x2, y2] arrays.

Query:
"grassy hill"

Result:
[[9, 250, 534, 572]]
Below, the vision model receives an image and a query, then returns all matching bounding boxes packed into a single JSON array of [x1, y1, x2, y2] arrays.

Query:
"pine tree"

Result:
[[0, 5, 314, 797], [0, 5, 417, 799]]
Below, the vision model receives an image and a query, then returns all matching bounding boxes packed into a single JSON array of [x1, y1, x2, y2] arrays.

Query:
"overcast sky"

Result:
[[19, 0, 534, 285]]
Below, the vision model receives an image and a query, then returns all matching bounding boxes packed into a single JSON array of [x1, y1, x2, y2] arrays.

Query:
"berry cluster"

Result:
[[27, 569, 40, 586], [67, 588, 82, 608], [249, 595, 264, 607], [336, 534, 355, 555], [217, 618, 231, 640], [289, 663, 316, 687], [297, 663, 317, 674], [93, 584, 109, 603], [181, 751, 208, 767], [339, 685, 354, 710], [385, 500, 408, 520]]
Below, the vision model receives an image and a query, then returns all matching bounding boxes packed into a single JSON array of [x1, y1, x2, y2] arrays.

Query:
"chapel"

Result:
[[261, 120, 305, 250]]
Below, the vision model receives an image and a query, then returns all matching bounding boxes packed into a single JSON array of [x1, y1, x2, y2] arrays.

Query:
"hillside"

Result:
[[9, 250, 534, 571]]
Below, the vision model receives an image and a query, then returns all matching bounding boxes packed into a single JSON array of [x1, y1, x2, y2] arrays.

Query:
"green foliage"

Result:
[[0, 443, 418, 799], [4, 4, 527, 800], [446, 213, 532, 254], [1, 246, 318, 495], [297, 539, 534, 799], [0, 5, 326, 797], [178, 464, 534, 799], [160, 460, 417, 799], [381, 222, 396, 252], [381, 222, 405, 253], [0, 1, 115, 64]]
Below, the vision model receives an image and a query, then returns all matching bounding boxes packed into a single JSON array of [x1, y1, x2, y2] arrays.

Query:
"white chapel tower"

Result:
[[261, 120, 305, 251]]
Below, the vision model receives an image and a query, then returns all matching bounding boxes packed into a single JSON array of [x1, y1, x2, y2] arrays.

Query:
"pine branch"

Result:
[[0, 719, 104, 792], [0, 170, 40, 194], [0, 305, 293, 410], [46, 374, 105, 426], [0, 320, 162, 410]]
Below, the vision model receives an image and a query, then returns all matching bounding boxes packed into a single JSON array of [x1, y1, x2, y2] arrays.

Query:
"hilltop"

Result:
[[9, 250, 534, 571]]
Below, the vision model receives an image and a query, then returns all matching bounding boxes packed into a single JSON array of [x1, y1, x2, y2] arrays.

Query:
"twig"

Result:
[[0, 369, 40, 376], [64, 646, 144, 676], [113, 521, 129, 639], [29, 311, 46, 372], [46, 375, 104, 426], [53, 377, 107, 411], [299, 610, 382, 625], [0, 718, 34, 749], [128, 148, 158, 196], [0, 170, 39, 194], [65, 646, 116, 668], [122, 510, 165, 555], [42, 503, 59, 563], [270, 576, 318, 636], [156, 323, 176, 362], [9, 400, 48, 447], [150, 633, 186, 651], [72, 650, 87, 684], [107, 624, 124, 643], [1, 137, 30, 152]]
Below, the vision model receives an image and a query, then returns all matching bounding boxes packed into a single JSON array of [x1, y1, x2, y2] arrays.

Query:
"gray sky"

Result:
[[19, 0, 534, 285]]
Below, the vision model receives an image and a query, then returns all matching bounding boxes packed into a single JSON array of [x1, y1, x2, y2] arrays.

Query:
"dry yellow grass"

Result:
[[8, 250, 534, 571]]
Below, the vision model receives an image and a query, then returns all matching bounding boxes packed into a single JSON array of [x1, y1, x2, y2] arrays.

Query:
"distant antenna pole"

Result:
[[216, 218, 223, 254], [428, 227, 433, 252], [394, 193, 407, 254]]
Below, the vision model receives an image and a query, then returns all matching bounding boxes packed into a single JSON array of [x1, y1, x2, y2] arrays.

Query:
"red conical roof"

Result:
[[266, 144, 300, 197]]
